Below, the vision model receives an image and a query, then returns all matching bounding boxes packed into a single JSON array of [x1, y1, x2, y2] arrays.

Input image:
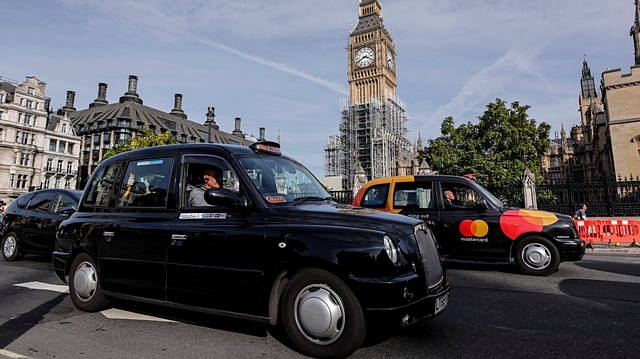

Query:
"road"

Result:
[[1, 250, 639, 359]]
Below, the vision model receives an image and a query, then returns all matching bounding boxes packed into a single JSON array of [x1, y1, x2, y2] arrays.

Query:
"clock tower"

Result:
[[348, 0, 397, 104]]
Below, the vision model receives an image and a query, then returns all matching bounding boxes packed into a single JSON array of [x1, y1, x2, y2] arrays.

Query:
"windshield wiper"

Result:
[[292, 196, 333, 205]]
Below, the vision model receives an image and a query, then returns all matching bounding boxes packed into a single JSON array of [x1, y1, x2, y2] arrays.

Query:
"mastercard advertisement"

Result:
[[460, 209, 559, 240]]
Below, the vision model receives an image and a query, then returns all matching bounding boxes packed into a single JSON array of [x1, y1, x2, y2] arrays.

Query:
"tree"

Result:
[[419, 99, 550, 188], [101, 129, 180, 161]]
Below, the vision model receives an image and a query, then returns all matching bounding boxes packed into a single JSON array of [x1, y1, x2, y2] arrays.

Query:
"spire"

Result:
[[580, 56, 597, 99], [632, 0, 640, 65]]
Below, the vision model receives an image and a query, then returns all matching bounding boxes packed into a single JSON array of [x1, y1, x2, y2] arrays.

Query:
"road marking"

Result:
[[14, 281, 176, 323], [101, 308, 176, 322], [0, 349, 33, 358], [14, 281, 69, 293]]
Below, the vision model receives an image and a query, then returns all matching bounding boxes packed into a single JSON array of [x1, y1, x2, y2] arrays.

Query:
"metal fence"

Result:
[[490, 176, 640, 217], [329, 190, 353, 205]]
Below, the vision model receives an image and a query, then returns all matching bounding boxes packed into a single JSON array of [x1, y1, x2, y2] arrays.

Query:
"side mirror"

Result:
[[204, 188, 249, 208], [477, 199, 489, 211], [59, 208, 76, 216], [500, 198, 510, 207]]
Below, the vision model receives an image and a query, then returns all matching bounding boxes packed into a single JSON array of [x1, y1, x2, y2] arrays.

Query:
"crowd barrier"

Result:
[[574, 219, 640, 247]]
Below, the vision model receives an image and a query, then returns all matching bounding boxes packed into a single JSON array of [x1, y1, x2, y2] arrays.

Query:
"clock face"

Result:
[[355, 47, 375, 68], [387, 50, 394, 70]]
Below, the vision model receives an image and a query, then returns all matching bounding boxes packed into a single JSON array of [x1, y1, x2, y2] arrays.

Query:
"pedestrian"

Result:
[[573, 204, 587, 220]]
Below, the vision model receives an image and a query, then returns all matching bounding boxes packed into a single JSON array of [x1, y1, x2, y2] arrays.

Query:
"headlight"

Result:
[[383, 235, 400, 264]]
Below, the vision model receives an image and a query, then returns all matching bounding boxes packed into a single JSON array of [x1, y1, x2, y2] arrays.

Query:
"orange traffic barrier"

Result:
[[574, 220, 601, 246], [600, 219, 640, 245], [573, 219, 640, 247]]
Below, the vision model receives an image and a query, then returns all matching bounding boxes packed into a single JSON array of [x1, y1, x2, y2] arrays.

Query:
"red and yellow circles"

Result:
[[460, 219, 489, 237]]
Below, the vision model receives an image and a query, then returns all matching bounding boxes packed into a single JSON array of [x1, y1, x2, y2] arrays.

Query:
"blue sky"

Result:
[[2, 0, 635, 177]]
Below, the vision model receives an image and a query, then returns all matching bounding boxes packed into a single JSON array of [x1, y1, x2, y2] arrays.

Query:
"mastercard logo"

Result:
[[460, 219, 489, 237]]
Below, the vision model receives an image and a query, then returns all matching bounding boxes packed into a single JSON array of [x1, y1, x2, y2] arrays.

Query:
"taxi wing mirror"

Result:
[[204, 188, 249, 208], [477, 199, 489, 211]]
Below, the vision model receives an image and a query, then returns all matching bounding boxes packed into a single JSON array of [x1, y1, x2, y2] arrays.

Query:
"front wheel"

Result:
[[514, 236, 560, 276], [2, 232, 22, 261], [281, 268, 365, 359], [69, 253, 109, 312]]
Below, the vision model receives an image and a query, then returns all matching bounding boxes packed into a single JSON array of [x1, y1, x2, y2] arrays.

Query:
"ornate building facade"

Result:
[[0, 76, 80, 205], [324, 0, 424, 191], [63, 75, 255, 187]]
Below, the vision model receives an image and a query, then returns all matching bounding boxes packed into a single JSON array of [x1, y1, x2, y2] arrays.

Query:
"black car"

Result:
[[1, 188, 81, 261], [53, 141, 450, 359], [353, 175, 586, 276]]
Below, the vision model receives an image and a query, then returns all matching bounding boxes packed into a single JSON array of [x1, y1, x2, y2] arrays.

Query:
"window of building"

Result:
[[12, 153, 17, 165], [44, 176, 51, 189], [19, 153, 30, 166], [68, 143, 74, 154], [17, 113, 21, 123], [0, 94, 4, 102], [21, 132, 29, 144], [67, 161, 73, 174], [58, 141, 65, 153], [46, 158, 53, 171], [64, 180, 71, 189], [20, 98, 24, 106], [10, 174, 14, 188], [24, 114, 31, 125], [62, 124, 67, 133], [27, 87, 35, 95], [49, 139, 56, 151], [31, 133, 35, 145], [57, 160, 63, 173], [0, 110, 3, 120], [54, 177, 61, 188], [25, 100, 33, 109]]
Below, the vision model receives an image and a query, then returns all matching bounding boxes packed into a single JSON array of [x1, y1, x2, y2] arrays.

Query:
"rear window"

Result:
[[26, 191, 57, 212], [393, 181, 434, 209]]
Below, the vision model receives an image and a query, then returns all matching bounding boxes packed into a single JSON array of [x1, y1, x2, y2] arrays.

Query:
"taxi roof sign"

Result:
[[249, 141, 281, 156]]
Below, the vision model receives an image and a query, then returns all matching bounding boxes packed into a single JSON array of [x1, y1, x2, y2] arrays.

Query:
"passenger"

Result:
[[189, 167, 222, 206]]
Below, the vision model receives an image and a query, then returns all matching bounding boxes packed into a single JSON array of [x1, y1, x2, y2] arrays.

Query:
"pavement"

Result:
[[586, 241, 640, 254]]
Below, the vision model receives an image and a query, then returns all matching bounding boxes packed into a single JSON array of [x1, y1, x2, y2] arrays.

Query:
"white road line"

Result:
[[14, 281, 69, 293], [14, 281, 176, 323], [101, 308, 176, 322], [0, 349, 33, 359]]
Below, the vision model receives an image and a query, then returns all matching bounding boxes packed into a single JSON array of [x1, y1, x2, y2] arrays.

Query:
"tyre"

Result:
[[2, 232, 21, 261], [69, 252, 109, 312], [281, 268, 365, 359], [514, 236, 560, 276]]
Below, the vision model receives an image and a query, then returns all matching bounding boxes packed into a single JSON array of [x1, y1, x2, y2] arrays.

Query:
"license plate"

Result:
[[434, 291, 449, 315]]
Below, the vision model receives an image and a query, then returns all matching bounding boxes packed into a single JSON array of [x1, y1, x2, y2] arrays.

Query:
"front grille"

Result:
[[414, 227, 444, 290]]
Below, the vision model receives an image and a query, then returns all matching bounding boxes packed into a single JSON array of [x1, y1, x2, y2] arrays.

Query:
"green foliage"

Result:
[[101, 129, 180, 161], [419, 99, 550, 188]]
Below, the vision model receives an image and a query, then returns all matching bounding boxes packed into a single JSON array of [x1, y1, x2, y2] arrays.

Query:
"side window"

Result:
[[15, 194, 35, 209], [118, 157, 174, 207], [52, 194, 77, 214], [26, 192, 56, 212], [85, 163, 121, 206], [394, 181, 433, 209], [441, 182, 482, 210], [360, 184, 389, 208], [184, 158, 240, 207]]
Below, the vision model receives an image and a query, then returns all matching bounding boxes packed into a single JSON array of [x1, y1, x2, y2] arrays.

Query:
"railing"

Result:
[[329, 190, 353, 204]]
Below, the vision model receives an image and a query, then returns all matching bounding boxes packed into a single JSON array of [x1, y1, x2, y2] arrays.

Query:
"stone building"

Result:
[[0, 76, 80, 205], [62, 75, 255, 187], [324, 0, 424, 191]]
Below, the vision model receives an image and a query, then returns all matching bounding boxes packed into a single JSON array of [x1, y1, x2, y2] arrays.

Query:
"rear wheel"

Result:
[[281, 268, 365, 359], [69, 253, 109, 312], [2, 232, 22, 261], [514, 236, 560, 276]]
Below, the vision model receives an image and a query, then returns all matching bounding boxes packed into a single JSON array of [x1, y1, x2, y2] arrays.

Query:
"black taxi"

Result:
[[53, 142, 449, 359], [353, 175, 586, 276]]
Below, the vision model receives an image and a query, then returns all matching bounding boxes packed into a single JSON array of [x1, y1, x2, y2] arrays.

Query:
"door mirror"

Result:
[[204, 188, 249, 208], [477, 199, 489, 211]]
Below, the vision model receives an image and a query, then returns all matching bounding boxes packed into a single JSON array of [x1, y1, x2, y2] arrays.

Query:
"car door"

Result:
[[95, 156, 175, 300], [433, 179, 510, 259], [20, 190, 57, 253], [166, 155, 271, 317]]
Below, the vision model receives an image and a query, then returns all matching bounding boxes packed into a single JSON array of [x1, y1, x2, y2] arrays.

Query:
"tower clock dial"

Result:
[[355, 47, 375, 68], [386, 49, 394, 70]]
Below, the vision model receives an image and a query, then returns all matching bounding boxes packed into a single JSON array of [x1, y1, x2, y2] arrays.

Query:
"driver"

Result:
[[189, 167, 222, 206]]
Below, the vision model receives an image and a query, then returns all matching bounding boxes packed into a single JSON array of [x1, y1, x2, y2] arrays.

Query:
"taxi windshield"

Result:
[[238, 155, 331, 206]]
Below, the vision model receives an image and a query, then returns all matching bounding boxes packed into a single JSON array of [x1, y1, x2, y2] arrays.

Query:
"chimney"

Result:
[[62, 91, 76, 113], [259, 127, 266, 141], [119, 75, 143, 104], [232, 117, 243, 137], [169, 93, 187, 119], [89, 83, 109, 108]]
